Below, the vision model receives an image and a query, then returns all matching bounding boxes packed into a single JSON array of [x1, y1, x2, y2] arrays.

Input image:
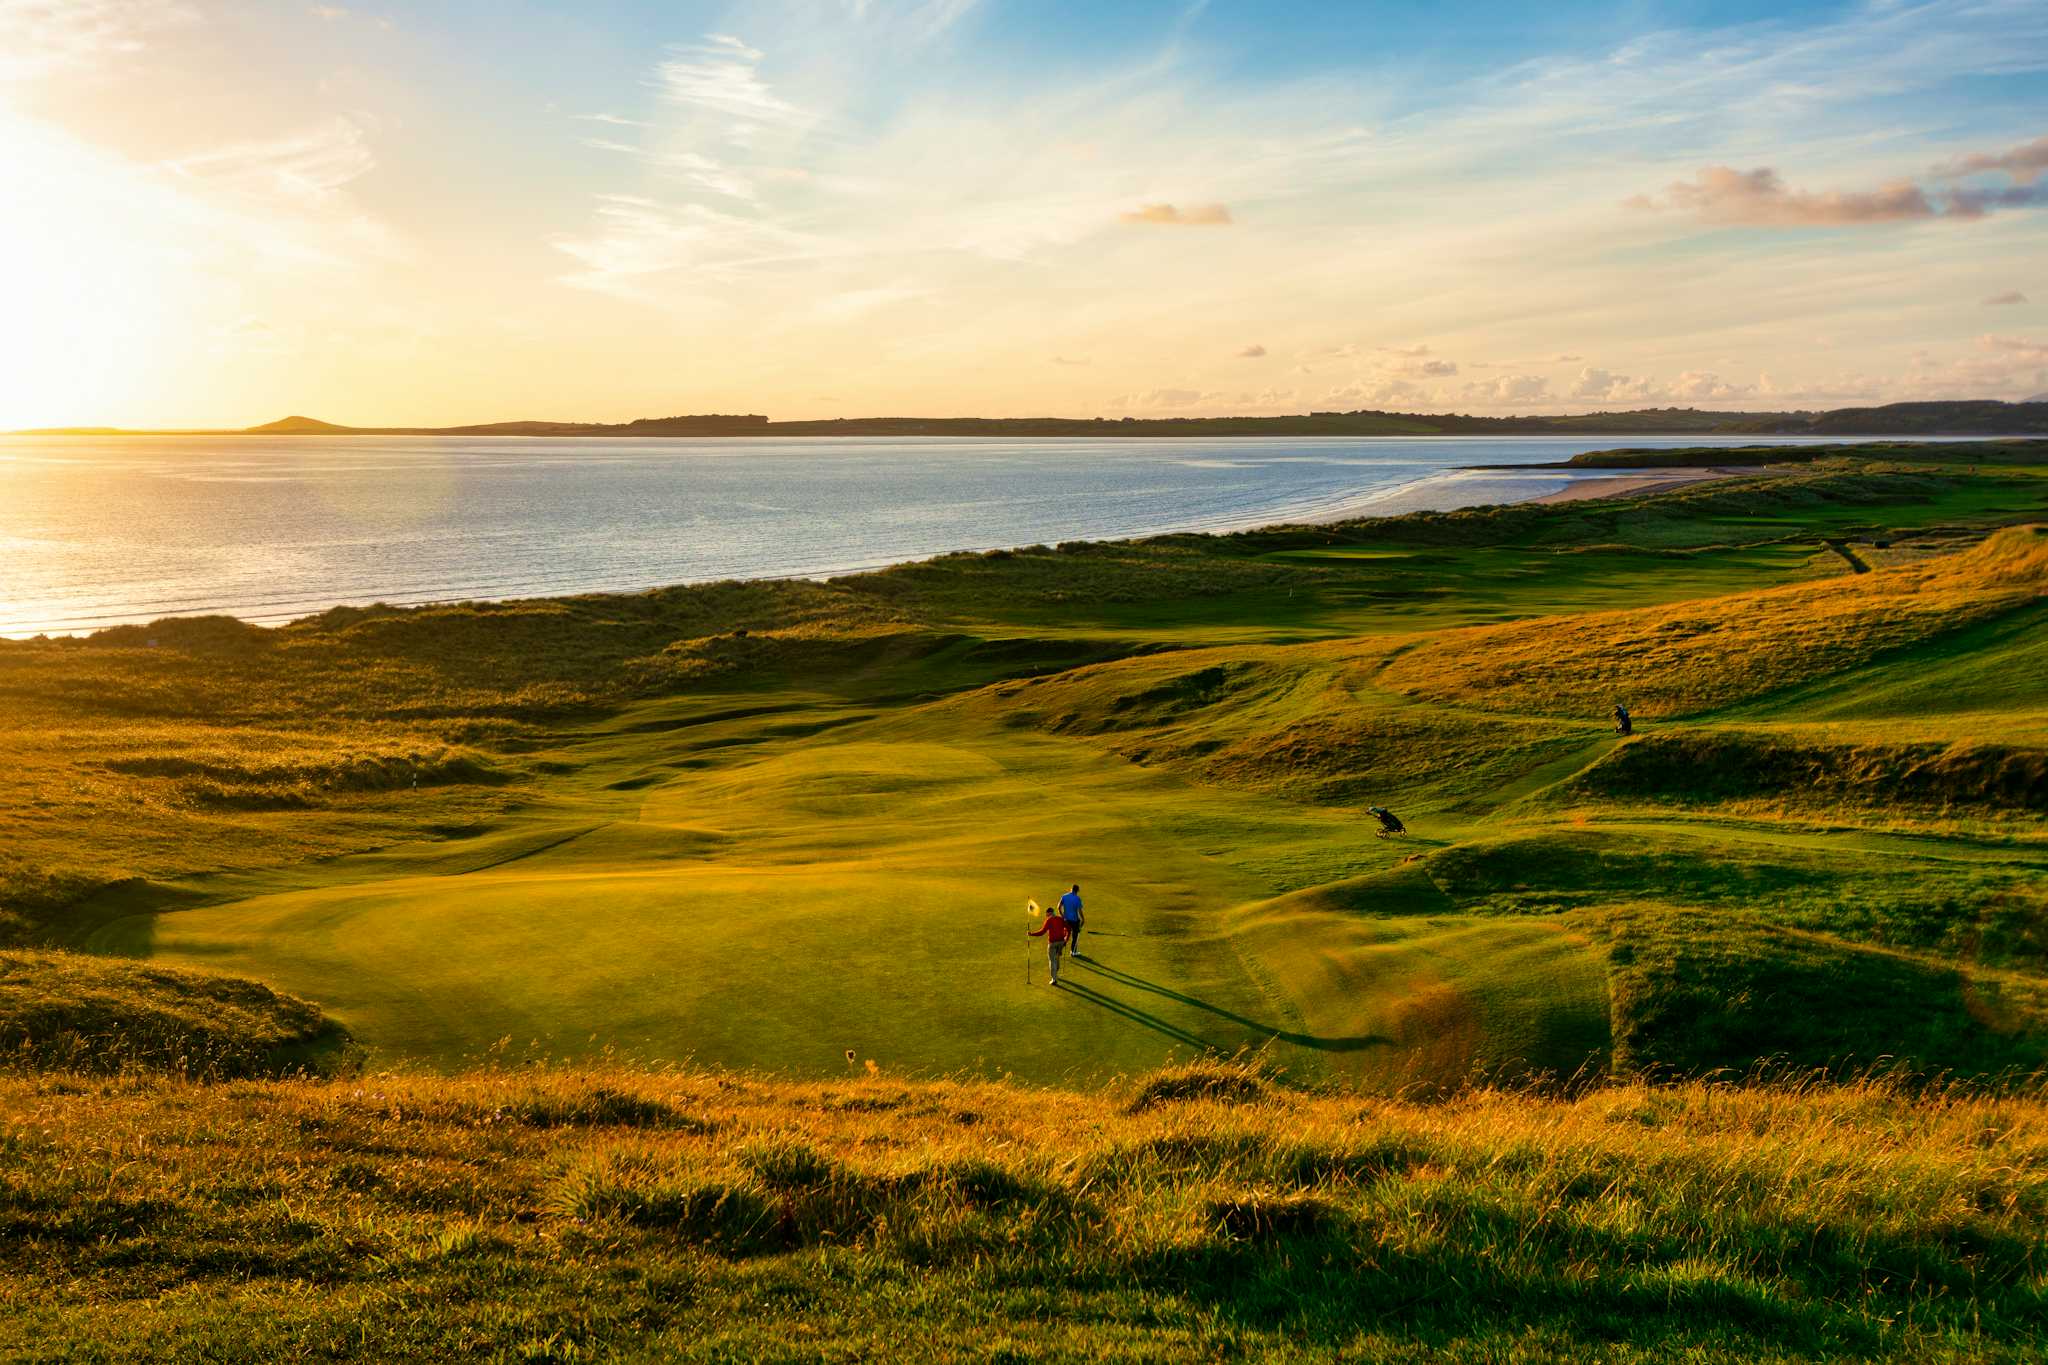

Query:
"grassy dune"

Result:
[[2, 1063, 2043, 1361], [0, 950, 355, 1078]]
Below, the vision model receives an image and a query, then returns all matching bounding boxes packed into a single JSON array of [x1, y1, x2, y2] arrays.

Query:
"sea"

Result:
[[0, 432, 1891, 637]]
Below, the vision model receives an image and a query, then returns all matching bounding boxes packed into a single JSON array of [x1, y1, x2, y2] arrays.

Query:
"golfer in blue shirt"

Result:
[[1059, 885, 1085, 957]]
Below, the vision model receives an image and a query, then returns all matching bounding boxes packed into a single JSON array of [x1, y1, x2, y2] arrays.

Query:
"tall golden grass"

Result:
[[1, 1060, 2041, 1359]]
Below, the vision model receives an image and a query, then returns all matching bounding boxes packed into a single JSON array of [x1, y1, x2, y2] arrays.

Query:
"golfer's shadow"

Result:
[[1056, 979, 1216, 1051], [1063, 957, 1391, 1053]]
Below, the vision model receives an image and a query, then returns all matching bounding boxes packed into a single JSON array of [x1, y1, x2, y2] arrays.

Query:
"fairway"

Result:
[[93, 696, 1537, 1083], [32, 463, 2048, 1089]]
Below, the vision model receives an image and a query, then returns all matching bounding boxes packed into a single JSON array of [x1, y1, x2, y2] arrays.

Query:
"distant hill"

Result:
[[1725, 400, 2048, 436], [245, 415, 357, 435], [18, 399, 2048, 439]]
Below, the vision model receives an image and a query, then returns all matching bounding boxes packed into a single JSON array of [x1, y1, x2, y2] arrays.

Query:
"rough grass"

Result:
[[1561, 731, 2048, 811], [0, 1063, 2043, 1361], [0, 950, 355, 1079], [1576, 905, 2048, 1080], [1380, 525, 2048, 719]]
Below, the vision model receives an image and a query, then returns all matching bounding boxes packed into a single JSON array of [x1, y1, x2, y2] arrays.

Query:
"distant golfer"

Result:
[[1613, 702, 1633, 736], [1059, 884, 1085, 956], [1368, 806, 1406, 838], [1029, 905, 1071, 985]]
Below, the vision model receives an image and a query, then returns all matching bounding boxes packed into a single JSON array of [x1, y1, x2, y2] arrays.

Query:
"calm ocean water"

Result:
[[0, 433, 1870, 637]]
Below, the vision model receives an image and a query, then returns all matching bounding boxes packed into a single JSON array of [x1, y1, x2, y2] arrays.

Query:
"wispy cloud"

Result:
[[1933, 133, 2048, 184], [37, 0, 2037, 423], [164, 117, 376, 209], [162, 122, 399, 269], [0, 0, 196, 80], [655, 35, 809, 133], [553, 193, 830, 298], [904, 0, 981, 43], [1983, 290, 2028, 307]]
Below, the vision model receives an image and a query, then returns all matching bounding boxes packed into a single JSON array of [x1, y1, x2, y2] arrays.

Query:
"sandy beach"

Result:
[[1530, 465, 1768, 504]]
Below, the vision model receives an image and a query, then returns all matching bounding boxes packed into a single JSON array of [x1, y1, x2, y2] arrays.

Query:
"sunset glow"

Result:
[[2, 0, 2045, 428]]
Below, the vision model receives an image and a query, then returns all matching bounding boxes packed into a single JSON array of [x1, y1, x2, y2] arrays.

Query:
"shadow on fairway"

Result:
[[1067, 959, 1394, 1054], [1056, 981, 1219, 1051]]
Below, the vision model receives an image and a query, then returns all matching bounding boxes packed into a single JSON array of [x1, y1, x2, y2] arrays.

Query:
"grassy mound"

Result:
[[1381, 525, 2048, 719], [1580, 906, 2048, 1080], [0, 1065, 2042, 1361], [0, 951, 355, 1079], [1563, 731, 2048, 812]]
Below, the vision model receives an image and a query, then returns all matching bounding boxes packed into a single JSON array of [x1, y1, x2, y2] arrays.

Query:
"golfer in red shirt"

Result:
[[1029, 908, 1071, 985]]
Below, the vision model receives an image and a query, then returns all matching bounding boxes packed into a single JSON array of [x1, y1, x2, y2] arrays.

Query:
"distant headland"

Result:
[[18, 399, 2048, 439]]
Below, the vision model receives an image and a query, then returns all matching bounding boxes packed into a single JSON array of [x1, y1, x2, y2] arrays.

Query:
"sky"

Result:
[[0, 0, 2044, 427]]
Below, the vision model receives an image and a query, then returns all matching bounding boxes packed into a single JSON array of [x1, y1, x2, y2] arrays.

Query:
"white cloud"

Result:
[[655, 36, 809, 133], [0, 0, 196, 80], [552, 194, 833, 297], [1567, 366, 1757, 404], [1323, 377, 1426, 407], [164, 118, 376, 206], [1461, 374, 1550, 405], [154, 118, 399, 267]]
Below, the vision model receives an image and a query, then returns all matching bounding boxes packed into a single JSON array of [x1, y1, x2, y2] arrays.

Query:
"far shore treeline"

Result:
[[18, 398, 2048, 440]]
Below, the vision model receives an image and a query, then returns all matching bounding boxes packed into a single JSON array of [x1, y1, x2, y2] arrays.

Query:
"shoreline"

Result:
[[1526, 464, 1767, 505], [0, 462, 1772, 639]]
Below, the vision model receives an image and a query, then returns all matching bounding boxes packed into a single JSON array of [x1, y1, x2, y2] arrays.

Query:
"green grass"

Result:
[[2, 1063, 2043, 1362], [2, 457, 2044, 1090], [4, 451, 2048, 1358]]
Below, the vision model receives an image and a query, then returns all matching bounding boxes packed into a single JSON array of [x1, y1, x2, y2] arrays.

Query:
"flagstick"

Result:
[[1026, 899, 1038, 987]]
